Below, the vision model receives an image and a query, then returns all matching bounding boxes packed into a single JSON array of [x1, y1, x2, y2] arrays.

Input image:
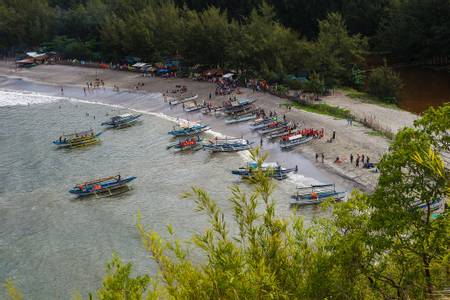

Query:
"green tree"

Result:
[[305, 72, 325, 100], [0, 0, 54, 48], [306, 12, 368, 87], [367, 62, 403, 103]]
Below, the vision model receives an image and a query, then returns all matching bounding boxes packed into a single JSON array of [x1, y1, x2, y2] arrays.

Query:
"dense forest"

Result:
[[0, 0, 449, 92]]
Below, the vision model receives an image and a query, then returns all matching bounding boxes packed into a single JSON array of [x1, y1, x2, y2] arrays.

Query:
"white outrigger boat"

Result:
[[169, 94, 199, 105]]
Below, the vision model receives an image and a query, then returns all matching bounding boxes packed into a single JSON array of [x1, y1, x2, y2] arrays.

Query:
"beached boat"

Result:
[[249, 117, 280, 130], [290, 184, 346, 206], [267, 126, 296, 139], [224, 99, 256, 114], [201, 106, 224, 114], [279, 134, 314, 149], [53, 129, 102, 149], [225, 113, 257, 124], [203, 138, 253, 152], [69, 175, 137, 197], [169, 94, 198, 105], [167, 137, 203, 151], [232, 161, 298, 180], [183, 101, 206, 112], [168, 124, 210, 137], [101, 113, 142, 129], [258, 122, 288, 135]]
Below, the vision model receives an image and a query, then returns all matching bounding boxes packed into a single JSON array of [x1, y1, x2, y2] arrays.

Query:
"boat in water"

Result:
[[101, 113, 142, 129], [290, 184, 346, 206], [203, 138, 253, 152], [168, 123, 210, 137], [69, 175, 137, 197], [167, 137, 203, 152], [225, 113, 257, 124], [53, 129, 102, 149], [232, 161, 298, 180]]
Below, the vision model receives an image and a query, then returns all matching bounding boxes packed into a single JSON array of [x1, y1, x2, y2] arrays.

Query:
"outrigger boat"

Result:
[[69, 175, 137, 197], [225, 113, 257, 124], [249, 117, 280, 130], [232, 162, 298, 180], [267, 126, 296, 139], [290, 184, 346, 206], [101, 113, 142, 129], [183, 100, 206, 112], [168, 123, 210, 137], [203, 138, 253, 152], [280, 134, 314, 149], [169, 94, 198, 105], [167, 137, 203, 152], [53, 129, 102, 149], [258, 122, 289, 135]]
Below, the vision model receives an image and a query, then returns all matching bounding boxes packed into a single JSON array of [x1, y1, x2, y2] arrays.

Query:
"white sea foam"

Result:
[[0, 89, 65, 107]]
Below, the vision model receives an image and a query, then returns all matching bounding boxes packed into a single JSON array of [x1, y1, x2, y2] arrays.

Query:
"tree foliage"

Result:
[[367, 62, 403, 103]]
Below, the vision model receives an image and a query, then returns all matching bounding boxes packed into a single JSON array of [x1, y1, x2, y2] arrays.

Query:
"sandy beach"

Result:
[[0, 62, 419, 191]]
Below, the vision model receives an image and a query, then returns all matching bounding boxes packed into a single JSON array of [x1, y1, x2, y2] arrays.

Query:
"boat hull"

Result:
[[69, 176, 137, 197]]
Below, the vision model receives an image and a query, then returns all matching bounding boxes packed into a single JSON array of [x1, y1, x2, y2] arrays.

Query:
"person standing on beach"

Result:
[[361, 154, 365, 163], [60, 86, 64, 95], [332, 130, 336, 140], [316, 153, 319, 162], [321, 153, 324, 163], [350, 153, 353, 164], [260, 137, 263, 147], [356, 156, 360, 167], [366, 156, 370, 164]]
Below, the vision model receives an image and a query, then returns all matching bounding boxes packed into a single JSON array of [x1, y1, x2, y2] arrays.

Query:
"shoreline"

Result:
[[0, 62, 417, 192]]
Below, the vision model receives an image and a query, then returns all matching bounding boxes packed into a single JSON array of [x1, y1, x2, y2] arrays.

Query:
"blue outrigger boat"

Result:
[[101, 113, 142, 129], [168, 124, 210, 137], [53, 129, 102, 149], [290, 184, 346, 206], [69, 175, 137, 197], [232, 162, 298, 180]]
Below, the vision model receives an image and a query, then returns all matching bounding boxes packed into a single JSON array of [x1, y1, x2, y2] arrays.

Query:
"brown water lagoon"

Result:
[[396, 67, 450, 114]]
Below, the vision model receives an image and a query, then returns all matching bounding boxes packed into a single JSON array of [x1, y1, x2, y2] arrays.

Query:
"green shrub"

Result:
[[367, 63, 403, 103]]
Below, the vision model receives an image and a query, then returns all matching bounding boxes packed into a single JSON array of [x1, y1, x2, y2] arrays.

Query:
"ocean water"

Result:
[[0, 87, 333, 299]]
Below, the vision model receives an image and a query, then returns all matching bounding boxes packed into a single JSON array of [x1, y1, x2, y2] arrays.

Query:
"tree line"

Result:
[[1, 0, 449, 61], [1, 0, 447, 101]]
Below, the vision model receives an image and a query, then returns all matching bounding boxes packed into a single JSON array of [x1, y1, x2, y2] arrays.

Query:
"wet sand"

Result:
[[0, 62, 405, 191]]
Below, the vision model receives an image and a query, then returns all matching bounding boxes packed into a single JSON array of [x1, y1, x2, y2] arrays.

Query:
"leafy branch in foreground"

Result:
[[4, 104, 449, 299], [97, 104, 449, 300]]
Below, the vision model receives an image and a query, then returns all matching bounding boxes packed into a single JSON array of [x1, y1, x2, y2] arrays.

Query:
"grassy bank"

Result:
[[286, 100, 394, 140], [339, 87, 399, 109], [285, 101, 352, 119]]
